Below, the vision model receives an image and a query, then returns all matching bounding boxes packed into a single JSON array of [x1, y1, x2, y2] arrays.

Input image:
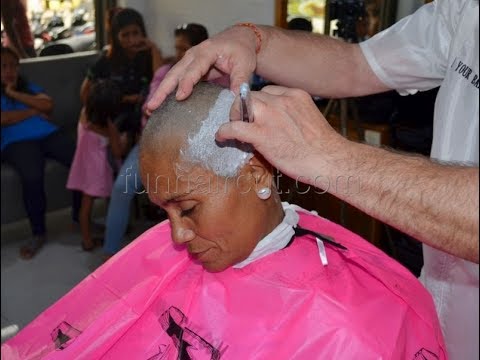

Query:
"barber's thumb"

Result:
[[229, 96, 242, 121], [216, 121, 251, 143]]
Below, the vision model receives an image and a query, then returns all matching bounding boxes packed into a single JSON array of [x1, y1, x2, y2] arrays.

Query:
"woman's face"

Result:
[[117, 24, 145, 54], [1, 53, 19, 86], [140, 152, 275, 272], [175, 34, 192, 62]]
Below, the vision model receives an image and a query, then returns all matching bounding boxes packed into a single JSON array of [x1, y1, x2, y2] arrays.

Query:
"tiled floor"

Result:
[[1, 205, 156, 343]]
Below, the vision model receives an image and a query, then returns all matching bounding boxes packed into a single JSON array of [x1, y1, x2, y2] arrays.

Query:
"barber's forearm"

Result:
[[256, 26, 389, 98], [309, 141, 479, 263]]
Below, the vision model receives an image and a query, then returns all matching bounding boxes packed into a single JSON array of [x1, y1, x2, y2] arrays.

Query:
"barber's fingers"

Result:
[[220, 91, 279, 144], [147, 25, 258, 111], [260, 85, 292, 96], [216, 120, 263, 145], [227, 61, 255, 96], [174, 48, 220, 100], [146, 45, 217, 111], [228, 89, 278, 123], [146, 68, 181, 113]]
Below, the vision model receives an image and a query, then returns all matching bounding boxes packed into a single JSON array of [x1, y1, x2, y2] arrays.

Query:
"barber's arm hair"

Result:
[[256, 26, 390, 97], [301, 140, 479, 263]]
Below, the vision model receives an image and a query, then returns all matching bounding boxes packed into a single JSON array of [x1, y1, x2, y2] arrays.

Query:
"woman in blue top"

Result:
[[1, 46, 79, 259]]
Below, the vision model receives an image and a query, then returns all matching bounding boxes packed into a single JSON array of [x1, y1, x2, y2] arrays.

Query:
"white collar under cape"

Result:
[[233, 202, 306, 269]]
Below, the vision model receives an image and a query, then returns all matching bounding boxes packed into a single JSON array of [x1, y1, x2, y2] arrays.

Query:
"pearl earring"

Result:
[[257, 187, 271, 200]]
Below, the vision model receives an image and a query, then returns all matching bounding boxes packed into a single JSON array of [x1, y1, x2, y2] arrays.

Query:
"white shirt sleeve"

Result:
[[359, 0, 459, 95]]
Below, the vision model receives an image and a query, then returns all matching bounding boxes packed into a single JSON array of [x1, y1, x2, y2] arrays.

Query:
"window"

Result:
[[276, 0, 398, 41], [286, 0, 327, 34], [1, 0, 113, 58]]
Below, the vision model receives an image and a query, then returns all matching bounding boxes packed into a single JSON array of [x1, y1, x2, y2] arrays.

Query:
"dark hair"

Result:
[[174, 23, 209, 47], [85, 79, 123, 127], [105, 6, 124, 45], [1, 46, 34, 96], [287, 18, 313, 32], [109, 8, 147, 60]]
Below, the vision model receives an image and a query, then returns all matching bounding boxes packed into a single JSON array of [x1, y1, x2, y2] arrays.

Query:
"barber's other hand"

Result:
[[146, 25, 258, 112], [216, 85, 346, 182]]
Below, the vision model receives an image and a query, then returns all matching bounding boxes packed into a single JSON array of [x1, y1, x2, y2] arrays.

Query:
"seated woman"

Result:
[[2, 83, 446, 359], [1, 46, 80, 259]]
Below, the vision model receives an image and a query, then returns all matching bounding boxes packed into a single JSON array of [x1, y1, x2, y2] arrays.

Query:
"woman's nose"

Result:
[[171, 222, 195, 245]]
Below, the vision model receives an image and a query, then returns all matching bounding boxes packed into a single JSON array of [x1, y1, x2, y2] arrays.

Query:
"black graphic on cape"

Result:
[[154, 306, 221, 360], [146, 344, 173, 360], [50, 321, 81, 350], [413, 348, 439, 360]]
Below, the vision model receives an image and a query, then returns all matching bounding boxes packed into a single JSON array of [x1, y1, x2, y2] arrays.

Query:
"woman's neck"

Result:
[[262, 196, 286, 239]]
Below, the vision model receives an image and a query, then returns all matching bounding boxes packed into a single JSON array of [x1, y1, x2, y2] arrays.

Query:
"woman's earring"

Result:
[[257, 187, 271, 200]]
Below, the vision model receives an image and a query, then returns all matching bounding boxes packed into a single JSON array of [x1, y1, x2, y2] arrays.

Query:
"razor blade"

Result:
[[239, 83, 253, 123]]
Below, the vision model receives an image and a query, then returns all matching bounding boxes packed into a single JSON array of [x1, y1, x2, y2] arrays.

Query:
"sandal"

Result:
[[20, 236, 46, 260]]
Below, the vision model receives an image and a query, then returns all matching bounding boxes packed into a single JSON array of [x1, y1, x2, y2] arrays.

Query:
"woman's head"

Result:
[[140, 83, 283, 272], [109, 8, 147, 58], [85, 79, 122, 127], [174, 23, 208, 62], [1, 46, 20, 86]]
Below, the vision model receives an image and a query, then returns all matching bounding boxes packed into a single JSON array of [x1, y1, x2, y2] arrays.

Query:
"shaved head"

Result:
[[140, 82, 252, 177]]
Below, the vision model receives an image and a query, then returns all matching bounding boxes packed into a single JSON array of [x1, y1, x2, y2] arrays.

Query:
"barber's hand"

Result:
[[146, 25, 258, 112], [216, 85, 346, 183]]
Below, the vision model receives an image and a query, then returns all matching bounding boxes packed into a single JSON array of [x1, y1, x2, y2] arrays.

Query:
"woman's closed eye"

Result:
[[180, 206, 196, 217]]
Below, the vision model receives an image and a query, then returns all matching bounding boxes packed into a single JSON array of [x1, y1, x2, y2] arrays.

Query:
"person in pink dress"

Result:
[[67, 80, 126, 251]]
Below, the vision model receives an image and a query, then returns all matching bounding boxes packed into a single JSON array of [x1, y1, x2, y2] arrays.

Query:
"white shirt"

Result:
[[360, 1, 479, 359]]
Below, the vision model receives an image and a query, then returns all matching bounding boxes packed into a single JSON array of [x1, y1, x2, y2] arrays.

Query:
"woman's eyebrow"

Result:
[[163, 190, 193, 204]]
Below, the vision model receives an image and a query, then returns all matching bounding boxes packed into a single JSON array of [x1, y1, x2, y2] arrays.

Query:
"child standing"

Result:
[[67, 80, 126, 251]]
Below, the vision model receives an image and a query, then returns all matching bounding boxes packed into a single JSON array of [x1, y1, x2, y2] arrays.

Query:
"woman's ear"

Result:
[[247, 152, 274, 189]]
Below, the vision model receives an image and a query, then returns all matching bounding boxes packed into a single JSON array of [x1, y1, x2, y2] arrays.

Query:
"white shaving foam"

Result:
[[181, 89, 253, 177]]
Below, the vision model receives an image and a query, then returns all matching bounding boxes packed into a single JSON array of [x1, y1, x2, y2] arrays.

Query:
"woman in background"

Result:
[[80, 7, 163, 151], [1, 46, 79, 259]]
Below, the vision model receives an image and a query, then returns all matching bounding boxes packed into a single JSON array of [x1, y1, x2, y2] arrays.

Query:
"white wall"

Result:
[[118, 0, 423, 56], [118, 0, 275, 57]]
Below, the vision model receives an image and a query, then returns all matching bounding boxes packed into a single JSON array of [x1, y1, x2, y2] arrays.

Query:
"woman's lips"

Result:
[[190, 248, 211, 262]]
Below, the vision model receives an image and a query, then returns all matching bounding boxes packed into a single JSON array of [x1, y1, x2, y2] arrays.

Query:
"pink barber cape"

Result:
[[2, 210, 446, 359]]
